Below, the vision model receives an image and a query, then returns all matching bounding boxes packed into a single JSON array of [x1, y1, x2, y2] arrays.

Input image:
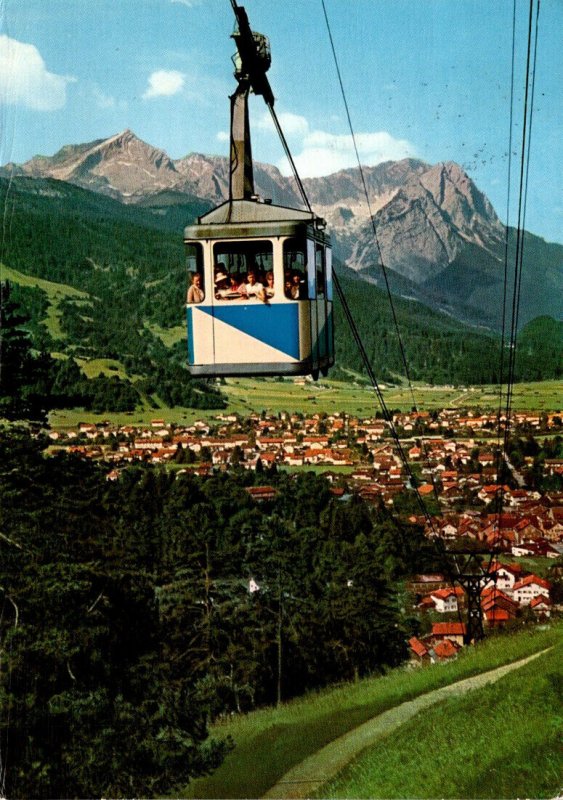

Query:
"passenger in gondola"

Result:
[[244, 269, 266, 301], [214, 270, 232, 299], [187, 272, 205, 303], [264, 270, 275, 298], [290, 271, 304, 300], [225, 274, 240, 295], [284, 271, 293, 299]]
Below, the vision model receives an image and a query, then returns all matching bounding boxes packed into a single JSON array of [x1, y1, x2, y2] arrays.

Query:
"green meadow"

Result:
[[48, 375, 562, 429], [322, 640, 561, 799], [2, 263, 91, 340], [221, 377, 562, 415], [183, 624, 561, 800]]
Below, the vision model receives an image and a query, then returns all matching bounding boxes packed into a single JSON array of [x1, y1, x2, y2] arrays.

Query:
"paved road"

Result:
[[263, 648, 550, 799], [503, 451, 527, 488]]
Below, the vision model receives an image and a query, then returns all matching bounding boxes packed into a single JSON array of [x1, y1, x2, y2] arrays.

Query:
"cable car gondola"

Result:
[[184, 2, 334, 380]]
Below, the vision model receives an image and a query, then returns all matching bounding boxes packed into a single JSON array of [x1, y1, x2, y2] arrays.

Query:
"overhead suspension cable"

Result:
[[495, 0, 518, 477], [234, 0, 483, 623], [333, 270, 437, 520], [266, 102, 312, 213], [497, 0, 540, 528], [504, 0, 540, 427], [320, 0, 446, 512], [320, 0, 418, 414], [264, 104, 446, 544], [317, 0, 502, 616]]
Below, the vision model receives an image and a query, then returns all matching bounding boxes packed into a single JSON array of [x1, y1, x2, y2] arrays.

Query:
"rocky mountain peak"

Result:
[[1, 131, 559, 331], [11, 130, 180, 200], [0, 131, 506, 277], [418, 161, 503, 248]]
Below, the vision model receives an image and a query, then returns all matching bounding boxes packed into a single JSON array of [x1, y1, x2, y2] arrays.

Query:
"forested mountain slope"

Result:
[[0, 177, 223, 411], [4, 131, 562, 331], [1, 176, 560, 409], [0, 427, 425, 797]]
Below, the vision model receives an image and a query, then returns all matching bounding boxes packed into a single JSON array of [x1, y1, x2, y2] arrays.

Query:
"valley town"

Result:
[[45, 401, 563, 660]]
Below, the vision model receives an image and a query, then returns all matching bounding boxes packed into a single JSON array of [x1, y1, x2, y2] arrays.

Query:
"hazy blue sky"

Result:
[[0, 0, 561, 242]]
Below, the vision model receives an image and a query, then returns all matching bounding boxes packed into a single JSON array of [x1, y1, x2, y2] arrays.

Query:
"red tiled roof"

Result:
[[430, 588, 456, 600], [488, 561, 523, 576], [433, 639, 460, 658], [432, 622, 466, 636], [408, 637, 429, 658], [530, 594, 551, 608], [245, 486, 277, 498], [513, 574, 551, 592]]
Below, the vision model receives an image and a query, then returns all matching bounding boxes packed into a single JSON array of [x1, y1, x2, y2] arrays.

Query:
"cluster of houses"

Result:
[[419, 508, 563, 555], [408, 559, 555, 663], [47, 408, 560, 660], [47, 411, 563, 540], [392, 408, 561, 435]]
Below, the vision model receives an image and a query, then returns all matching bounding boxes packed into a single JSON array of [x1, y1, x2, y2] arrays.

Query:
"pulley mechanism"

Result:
[[228, 1, 275, 200]]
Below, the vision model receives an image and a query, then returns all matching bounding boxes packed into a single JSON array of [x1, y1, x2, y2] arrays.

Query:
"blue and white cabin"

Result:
[[184, 2, 334, 379], [184, 198, 334, 379]]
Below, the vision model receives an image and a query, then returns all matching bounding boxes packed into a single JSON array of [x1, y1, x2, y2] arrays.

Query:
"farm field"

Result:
[[183, 624, 561, 800], [48, 376, 562, 429], [222, 377, 563, 415]]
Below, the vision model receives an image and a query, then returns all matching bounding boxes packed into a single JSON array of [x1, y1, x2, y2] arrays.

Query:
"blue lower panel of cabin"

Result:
[[187, 302, 333, 377], [186, 306, 195, 364]]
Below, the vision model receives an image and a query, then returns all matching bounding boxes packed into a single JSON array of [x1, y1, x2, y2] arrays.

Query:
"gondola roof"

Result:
[[185, 199, 329, 241]]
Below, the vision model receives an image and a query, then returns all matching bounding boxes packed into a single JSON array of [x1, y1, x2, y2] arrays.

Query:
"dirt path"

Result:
[[263, 648, 550, 799]]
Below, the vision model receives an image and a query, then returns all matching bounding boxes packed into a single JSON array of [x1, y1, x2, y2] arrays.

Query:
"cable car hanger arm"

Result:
[[228, 0, 311, 211]]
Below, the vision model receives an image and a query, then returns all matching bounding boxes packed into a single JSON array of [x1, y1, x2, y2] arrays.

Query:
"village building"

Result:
[[431, 622, 467, 647], [512, 575, 551, 606]]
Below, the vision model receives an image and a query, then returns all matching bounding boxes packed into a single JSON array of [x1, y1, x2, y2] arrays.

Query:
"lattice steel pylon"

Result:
[[449, 549, 497, 645]]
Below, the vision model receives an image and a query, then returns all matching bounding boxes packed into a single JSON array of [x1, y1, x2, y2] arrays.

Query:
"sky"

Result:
[[0, 0, 561, 243]]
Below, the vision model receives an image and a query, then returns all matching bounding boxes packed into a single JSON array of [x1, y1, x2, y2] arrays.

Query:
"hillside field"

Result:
[[183, 624, 561, 800], [321, 642, 561, 798]]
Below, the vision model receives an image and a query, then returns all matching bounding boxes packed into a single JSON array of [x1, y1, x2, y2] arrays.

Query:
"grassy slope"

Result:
[[323, 642, 562, 799], [219, 376, 563, 418], [197, 377, 563, 416], [184, 624, 561, 800], [1, 263, 90, 339]]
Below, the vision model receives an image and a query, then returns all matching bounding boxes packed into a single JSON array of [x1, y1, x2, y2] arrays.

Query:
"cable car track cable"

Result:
[[320, 0, 449, 513], [267, 103, 312, 213], [495, 0, 518, 479], [498, 0, 540, 524], [224, 0, 499, 637], [319, 0, 512, 630], [320, 0, 418, 413]]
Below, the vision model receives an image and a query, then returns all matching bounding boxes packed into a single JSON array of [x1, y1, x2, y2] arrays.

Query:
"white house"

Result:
[[429, 588, 459, 614], [512, 575, 551, 606]]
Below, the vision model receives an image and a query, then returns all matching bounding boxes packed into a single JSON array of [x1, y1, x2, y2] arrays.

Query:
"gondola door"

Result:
[[306, 239, 319, 373]]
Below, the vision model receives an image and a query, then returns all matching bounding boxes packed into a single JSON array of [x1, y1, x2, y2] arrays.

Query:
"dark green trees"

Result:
[[1, 429, 416, 798], [0, 282, 52, 423], [0, 430, 229, 799]]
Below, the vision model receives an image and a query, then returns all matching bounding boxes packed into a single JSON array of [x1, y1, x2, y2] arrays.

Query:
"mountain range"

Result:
[[2, 129, 562, 331], [1, 169, 560, 396]]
